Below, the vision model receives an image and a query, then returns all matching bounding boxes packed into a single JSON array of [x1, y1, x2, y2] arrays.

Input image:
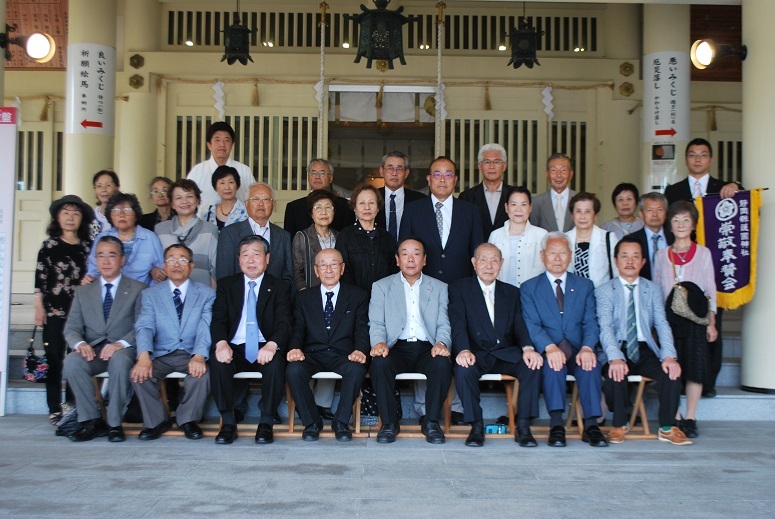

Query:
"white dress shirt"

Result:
[[398, 273, 431, 341]]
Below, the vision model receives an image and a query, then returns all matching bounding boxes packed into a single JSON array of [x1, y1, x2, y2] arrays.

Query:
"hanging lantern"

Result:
[[346, 0, 419, 70]]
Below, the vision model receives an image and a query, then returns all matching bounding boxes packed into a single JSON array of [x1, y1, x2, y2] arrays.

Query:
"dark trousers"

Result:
[[209, 343, 285, 426], [41, 316, 74, 413], [286, 349, 366, 426], [370, 340, 452, 424], [454, 357, 540, 423], [603, 343, 681, 428], [708, 307, 724, 390], [542, 349, 603, 418]]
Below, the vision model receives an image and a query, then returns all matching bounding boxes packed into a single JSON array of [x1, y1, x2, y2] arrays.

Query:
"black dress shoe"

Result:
[[423, 420, 445, 445], [516, 426, 537, 447], [464, 422, 484, 447], [215, 424, 238, 444], [70, 419, 108, 442], [179, 421, 204, 440], [702, 388, 717, 398], [317, 406, 335, 421], [450, 411, 465, 425], [547, 425, 566, 447], [331, 420, 352, 442], [234, 409, 245, 424], [255, 423, 274, 444], [582, 425, 609, 447], [302, 419, 323, 442], [138, 419, 172, 441], [376, 422, 399, 444], [108, 425, 126, 443], [680, 418, 698, 438]]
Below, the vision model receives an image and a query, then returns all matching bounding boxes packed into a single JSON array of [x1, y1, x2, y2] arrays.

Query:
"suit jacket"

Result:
[[629, 227, 674, 281], [595, 276, 676, 363], [458, 182, 511, 240], [210, 272, 293, 350], [448, 277, 533, 370], [215, 219, 293, 287], [64, 276, 147, 348], [520, 271, 599, 354], [289, 283, 370, 355], [399, 197, 483, 284], [664, 175, 737, 206], [376, 186, 426, 233], [369, 273, 451, 349], [135, 280, 216, 360], [283, 194, 354, 237], [292, 225, 339, 291], [529, 189, 577, 232]]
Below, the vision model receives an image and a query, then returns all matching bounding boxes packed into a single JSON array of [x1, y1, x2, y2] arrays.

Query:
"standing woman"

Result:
[[653, 201, 717, 439], [292, 190, 338, 291], [34, 195, 94, 425], [139, 177, 175, 231], [90, 170, 120, 238], [566, 192, 618, 288], [156, 179, 219, 287], [335, 184, 398, 291], [601, 183, 644, 239], [203, 165, 249, 230], [487, 186, 547, 287]]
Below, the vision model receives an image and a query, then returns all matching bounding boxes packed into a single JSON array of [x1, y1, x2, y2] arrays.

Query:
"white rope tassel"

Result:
[[212, 81, 225, 121], [317, 12, 327, 155], [435, 19, 445, 156]]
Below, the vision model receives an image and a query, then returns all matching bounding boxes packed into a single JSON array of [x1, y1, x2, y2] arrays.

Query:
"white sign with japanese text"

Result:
[[643, 51, 690, 143], [65, 43, 116, 136], [0, 107, 18, 414]]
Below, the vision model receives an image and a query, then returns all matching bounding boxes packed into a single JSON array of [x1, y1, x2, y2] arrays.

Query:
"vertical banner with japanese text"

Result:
[[695, 190, 762, 310], [65, 43, 116, 136]]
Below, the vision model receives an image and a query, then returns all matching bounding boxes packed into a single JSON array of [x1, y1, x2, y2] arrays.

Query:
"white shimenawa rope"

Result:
[[317, 12, 326, 155], [435, 17, 444, 156]]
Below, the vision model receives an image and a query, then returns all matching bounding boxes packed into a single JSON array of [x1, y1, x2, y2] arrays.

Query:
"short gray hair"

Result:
[[540, 231, 570, 252], [546, 153, 575, 171], [478, 144, 507, 163], [307, 158, 334, 176], [381, 151, 409, 169], [248, 182, 275, 199], [638, 192, 668, 213]]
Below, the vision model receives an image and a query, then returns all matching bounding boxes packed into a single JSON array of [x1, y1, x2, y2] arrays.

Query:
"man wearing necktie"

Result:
[[528, 153, 577, 233], [286, 249, 369, 442], [629, 192, 674, 281], [130, 244, 216, 441], [448, 243, 543, 448], [375, 151, 425, 241], [210, 235, 292, 445], [63, 236, 147, 442], [520, 232, 607, 447], [596, 237, 689, 445]]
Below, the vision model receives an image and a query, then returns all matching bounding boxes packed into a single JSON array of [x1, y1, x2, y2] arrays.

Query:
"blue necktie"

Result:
[[324, 291, 334, 330], [103, 283, 113, 321], [173, 288, 183, 322], [625, 284, 640, 363], [388, 193, 398, 241], [245, 281, 259, 363]]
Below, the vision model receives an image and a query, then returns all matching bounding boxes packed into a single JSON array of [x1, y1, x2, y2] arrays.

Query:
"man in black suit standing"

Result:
[[458, 144, 512, 240], [449, 243, 542, 448], [210, 235, 292, 445], [664, 138, 741, 398], [286, 248, 369, 442], [375, 151, 426, 241], [283, 158, 355, 237], [629, 192, 673, 280]]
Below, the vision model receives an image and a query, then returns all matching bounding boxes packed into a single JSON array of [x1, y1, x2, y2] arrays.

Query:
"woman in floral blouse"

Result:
[[34, 195, 94, 425]]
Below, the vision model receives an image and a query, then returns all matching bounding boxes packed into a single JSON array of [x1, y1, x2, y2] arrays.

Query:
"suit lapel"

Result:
[[425, 198, 443, 248], [539, 275, 562, 321], [179, 282, 198, 330], [563, 274, 579, 324], [107, 277, 132, 325]]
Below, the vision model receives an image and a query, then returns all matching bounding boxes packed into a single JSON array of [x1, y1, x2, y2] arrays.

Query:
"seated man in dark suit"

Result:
[[369, 238, 453, 445], [63, 236, 147, 442], [131, 244, 216, 441], [286, 248, 369, 442], [520, 232, 608, 447], [449, 243, 542, 448], [458, 144, 512, 240], [210, 235, 292, 445], [596, 236, 690, 446], [283, 158, 354, 236]]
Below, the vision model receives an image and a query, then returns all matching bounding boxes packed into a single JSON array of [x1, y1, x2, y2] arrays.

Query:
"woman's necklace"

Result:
[[219, 201, 235, 217], [672, 245, 690, 264]]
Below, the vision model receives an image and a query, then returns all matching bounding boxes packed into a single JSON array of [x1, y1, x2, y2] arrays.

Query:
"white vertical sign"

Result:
[[65, 43, 116, 136], [0, 107, 19, 416]]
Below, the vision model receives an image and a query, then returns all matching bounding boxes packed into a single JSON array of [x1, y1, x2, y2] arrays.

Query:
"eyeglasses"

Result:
[[110, 207, 135, 214], [430, 172, 455, 179], [94, 183, 115, 189], [309, 170, 332, 177], [96, 253, 120, 261], [165, 258, 191, 265], [150, 190, 168, 195], [384, 165, 405, 173], [248, 197, 273, 204], [687, 153, 711, 160], [316, 262, 341, 271], [480, 159, 505, 166], [313, 205, 335, 212]]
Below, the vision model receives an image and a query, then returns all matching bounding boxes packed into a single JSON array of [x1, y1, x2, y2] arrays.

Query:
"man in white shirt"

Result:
[[529, 153, 577, 232], [186, 122, 255, 218]]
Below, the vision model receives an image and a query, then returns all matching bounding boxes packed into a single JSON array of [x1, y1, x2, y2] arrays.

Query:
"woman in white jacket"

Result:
[[488, 186, 547, 287], [566, 192, 618, 288]]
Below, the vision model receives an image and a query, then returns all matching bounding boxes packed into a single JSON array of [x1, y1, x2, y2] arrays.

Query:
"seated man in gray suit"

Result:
[[63, 236, 147, 442], [369, 237, 453, 445], [529, 153, 577, 232], [596, 236, 691, 446], [131, 244, 216, 441]]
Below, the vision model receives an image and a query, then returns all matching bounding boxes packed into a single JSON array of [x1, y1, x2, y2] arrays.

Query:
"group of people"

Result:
[[34, 121, 739, 448]]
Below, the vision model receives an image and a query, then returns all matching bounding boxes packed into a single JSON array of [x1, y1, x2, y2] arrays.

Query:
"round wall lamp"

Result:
[[1, 24, 57, 63], [690, 39, 747, 70]]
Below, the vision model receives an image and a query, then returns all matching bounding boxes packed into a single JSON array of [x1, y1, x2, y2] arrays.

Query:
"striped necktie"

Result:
[[625, 284, 639, 363]]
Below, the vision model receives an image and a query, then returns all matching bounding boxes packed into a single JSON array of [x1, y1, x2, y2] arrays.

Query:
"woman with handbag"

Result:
[[654, 201, 718, 439], [291, 189, 338, 291], [34, 195, 94, 425]]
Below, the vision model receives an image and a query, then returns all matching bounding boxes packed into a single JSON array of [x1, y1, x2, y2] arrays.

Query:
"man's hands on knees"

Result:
[[348, 350, 367, 364], [662, 357, 681, 381], [131, 353, 153, 383], [257, 342, 279, 365], [188, 354, 207, 378], [576, 346, 597, 371], [544, 344, 566, 371], [370, 342, 389, 358], [608, 359, 628, 382], [431, 342, 450, 358], [214, 341, 233, 363], [522, 349, 543, 370], [456, 350, 476, 367]]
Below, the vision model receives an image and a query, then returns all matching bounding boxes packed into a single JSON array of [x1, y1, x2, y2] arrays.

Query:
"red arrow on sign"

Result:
[[81, 119, 103, 129], [655, 128, 676, 137]]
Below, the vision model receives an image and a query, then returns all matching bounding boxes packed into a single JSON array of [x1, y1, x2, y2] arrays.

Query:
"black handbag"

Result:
[[23, 327, 48, 383]]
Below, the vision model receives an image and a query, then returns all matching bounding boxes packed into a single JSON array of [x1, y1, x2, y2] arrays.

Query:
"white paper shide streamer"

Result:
[[541, 86, 554, 122], [13, 97, 22, 126], [212, 81, 226, 121]]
